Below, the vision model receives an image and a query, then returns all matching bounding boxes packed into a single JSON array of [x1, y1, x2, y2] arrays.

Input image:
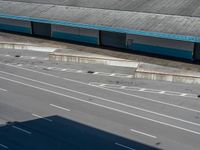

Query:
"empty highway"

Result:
[[0, 49, 200, 150]]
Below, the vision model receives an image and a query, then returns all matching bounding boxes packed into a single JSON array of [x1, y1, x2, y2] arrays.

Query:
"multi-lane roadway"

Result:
[[0, 49, 200, 150]]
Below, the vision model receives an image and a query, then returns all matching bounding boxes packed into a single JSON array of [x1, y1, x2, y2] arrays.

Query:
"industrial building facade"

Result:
[[0, 0, 200, 61]]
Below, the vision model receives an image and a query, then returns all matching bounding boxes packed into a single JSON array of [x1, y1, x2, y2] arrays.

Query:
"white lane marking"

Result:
[[110, 73, 115, 76], [139, 88, 146, 91], [32, 114, 53, 122], [120, 86, 126, 89], [5, 55, 10, 57], [0, 144, 8, 149], [89, 83, 200, 113], [1, 71, 200, 127], [1, 76, 200, 135], [50, 104, 71, 111], [180, 93, 187, 96], [130, 129, 157, 139], [31, 57, 36, 59], [1, 62, 199, 115], [159, 91, 165, 94], [0, 88, 7, 91], [91, 83, 197, 98], [12, 125, 32, 135], [115, 143, 135, 150]]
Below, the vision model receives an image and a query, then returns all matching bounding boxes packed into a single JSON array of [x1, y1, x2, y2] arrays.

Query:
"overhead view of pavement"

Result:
[[1, 0, 200, 149], [0, 48, 200, 150]]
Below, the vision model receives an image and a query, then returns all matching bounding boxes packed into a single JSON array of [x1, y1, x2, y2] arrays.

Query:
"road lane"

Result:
[[0, 69, 200, 128], [0, 59, 200, 149], [0, 74, 200, 150]]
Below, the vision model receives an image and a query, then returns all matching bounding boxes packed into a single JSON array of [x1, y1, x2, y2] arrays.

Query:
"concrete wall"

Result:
[[51, 25, 99, 45], [126, 34, 194, 60], [0, 18, 31, 34]]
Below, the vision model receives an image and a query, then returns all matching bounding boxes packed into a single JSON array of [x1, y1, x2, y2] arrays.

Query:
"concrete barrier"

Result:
[[135, 63, 200, 84], [0, 42, 56, 52], [49, 52, 139, 68]]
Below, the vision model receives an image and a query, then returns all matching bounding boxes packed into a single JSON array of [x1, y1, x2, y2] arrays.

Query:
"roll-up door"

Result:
[[100, 31, 126, 48], [31, 22, 51, 37], [194, 43, 200, 61]]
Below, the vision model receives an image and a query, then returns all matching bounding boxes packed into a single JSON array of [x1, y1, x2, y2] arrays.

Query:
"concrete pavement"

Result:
[[0, 52, 200, 150]]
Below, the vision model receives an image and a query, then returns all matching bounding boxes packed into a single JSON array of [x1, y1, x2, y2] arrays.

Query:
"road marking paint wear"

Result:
[[130, 129, 157, 139], [12, 125, 32, 135], [1, 76, 200, 135], [0, 144, 8, 149], [50, 104, 71, 111], [32, 114, 53, 122], [1, 71, 200, 127], [115, 143, 135, 150]]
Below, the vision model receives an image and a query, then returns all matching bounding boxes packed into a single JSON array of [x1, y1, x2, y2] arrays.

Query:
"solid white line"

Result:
[[0, 144, 8, 149], [1, 76, 200, 135], [32, 114, 53, 122], [159, 91, 165, 94], [50, 104, 71, 111], [0, 71, 200, 126], [12, 125, 32, 135], [139, 88, 146, 91], [130, 129, 157, 139], [1, 71, 200, 127], [89, 83, 200, 113], [180, 93, 187, 96], [0, 88, 7, 92], [115, 143, 135, 150]]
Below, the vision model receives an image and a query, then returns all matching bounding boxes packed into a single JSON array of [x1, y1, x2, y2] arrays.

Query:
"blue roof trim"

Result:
[[0, 12, 199, 43]]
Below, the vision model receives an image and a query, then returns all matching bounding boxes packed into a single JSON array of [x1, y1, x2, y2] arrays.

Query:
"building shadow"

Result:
[[0, 115, 162, 150]]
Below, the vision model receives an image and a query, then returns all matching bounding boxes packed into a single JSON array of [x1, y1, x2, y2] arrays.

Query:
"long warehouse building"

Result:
[[0, 0, 200, 61]]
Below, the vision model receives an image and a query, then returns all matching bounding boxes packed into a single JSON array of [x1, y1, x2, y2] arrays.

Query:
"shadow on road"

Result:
[[0, 115, 161, 150]]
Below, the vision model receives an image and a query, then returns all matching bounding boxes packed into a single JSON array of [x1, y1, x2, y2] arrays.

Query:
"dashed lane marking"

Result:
[[89, 82, 198, 99], [115, 143, 136, 150], [130, 129, 157, 139], [1, 75, 200, 135], [32, 114, 53, 122], [50, 104, 71, 112], [12, 125, 32, 135], [0, 144, 8, 149], [2, 62, 133, 79]]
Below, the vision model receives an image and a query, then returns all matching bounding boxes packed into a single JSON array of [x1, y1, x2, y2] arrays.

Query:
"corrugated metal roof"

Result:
[[3, 0, 200, 17], [0, 0, 200, 42]]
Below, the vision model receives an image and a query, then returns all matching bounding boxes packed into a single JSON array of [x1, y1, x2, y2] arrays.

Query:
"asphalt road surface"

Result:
[[0, 49, 200, 150]]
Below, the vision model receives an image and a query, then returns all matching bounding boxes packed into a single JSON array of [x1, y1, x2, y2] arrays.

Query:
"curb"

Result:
[[49, 52, 139, 68], [0, 42, 56, 52], [135, 63, 200, 84], [1, 41, 200, 84]]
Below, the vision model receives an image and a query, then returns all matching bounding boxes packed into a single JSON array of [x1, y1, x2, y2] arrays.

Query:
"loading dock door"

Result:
[[31, 22, 51, 37], [100, 31, 126, 48]]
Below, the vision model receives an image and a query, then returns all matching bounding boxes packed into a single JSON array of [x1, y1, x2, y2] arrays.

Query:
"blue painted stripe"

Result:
[[128, 43, 193, 60], [52, 31, 99, 45], [0, 13, 199, 43], [0, 23, 31, 34]]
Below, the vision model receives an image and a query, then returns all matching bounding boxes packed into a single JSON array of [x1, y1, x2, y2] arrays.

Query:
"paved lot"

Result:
[[0, 49, 200, 150]]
